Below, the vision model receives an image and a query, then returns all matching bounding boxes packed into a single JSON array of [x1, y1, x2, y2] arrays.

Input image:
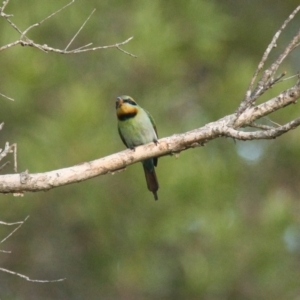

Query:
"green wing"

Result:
[[146, 110, 158, 167], [146, 110, 158, 138], [118, 125, 128, 148]]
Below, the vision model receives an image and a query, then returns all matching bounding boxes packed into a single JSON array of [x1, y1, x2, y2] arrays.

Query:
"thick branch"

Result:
[[1, 81, 300, 194]]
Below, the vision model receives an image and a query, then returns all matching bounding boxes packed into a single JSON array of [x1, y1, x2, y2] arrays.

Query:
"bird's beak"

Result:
[[116, 97, 123, 109]]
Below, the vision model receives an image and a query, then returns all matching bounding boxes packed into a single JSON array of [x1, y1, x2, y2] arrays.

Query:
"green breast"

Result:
[[118, 108, 157, 149]]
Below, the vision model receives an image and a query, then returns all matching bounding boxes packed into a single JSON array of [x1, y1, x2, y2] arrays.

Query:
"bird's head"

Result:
[[116, 95, 138, 120]]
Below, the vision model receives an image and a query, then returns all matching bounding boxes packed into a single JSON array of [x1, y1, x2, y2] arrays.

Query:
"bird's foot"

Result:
[[153, 139, 159, 145]]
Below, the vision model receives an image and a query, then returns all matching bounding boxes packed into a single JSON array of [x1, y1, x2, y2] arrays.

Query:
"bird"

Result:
[[116, 95, 159, 200]]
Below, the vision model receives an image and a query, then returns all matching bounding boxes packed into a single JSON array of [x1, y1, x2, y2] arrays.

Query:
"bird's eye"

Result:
[[124, 99, 137, 106]]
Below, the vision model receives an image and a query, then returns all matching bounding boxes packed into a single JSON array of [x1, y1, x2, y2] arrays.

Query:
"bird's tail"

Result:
[[143, 163, 159, 200]]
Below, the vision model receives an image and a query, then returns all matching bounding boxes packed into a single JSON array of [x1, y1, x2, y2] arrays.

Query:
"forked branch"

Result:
[[236, 5, 300, 115]]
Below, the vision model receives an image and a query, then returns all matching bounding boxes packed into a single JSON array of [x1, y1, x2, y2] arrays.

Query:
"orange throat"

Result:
[[117, 104, 138, 119]]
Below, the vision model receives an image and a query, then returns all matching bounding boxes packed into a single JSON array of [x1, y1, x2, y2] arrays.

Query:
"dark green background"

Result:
[[1, 1, 300, 299]]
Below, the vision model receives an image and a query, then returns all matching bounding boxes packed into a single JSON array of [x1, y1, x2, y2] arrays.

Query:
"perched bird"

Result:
[[116, 95, 159, 200]]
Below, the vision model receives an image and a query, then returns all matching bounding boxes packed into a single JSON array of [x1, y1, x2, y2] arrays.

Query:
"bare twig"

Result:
[[1, 10, 23, 35], [72, 42, 93, 51], [0, 92, 14, 101], [262, 117, 281, 127], [0, 267, 66, 283], [0, 40, 21, 52], [116, 44, 137, 58], [65, 8, 95, 51], [0, 220, 25, 226], [21, 0, 75, 38], [282, 73, 300, 82], [248, 123, 275, 131], [0, 161, 10, 171], [267, 29, 300, 76], [1, 216, 29, 244], [0, 249, 11, 253], [0, 0, 10, 13]]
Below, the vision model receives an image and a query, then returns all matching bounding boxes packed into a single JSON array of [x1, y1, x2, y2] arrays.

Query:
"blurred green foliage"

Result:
[[1, 0, 300, 299]]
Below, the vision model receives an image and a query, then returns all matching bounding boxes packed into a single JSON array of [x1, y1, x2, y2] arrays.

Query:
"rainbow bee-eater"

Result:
[[116, 95, 159, 200]]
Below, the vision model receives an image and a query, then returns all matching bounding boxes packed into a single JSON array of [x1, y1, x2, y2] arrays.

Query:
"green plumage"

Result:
[[116, 95, 159, 200]]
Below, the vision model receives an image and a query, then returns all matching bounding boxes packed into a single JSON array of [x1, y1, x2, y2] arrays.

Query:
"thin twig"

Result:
[[282, 73, 299, 82], [1, 216, 29, 244], [0, 40, 22, 52], [21, 0, 75, 38], [68, 36, 135, 56], [0, 92, 14, 101], [116, 45, 137, 58], [0, 161, 10, 171], [0, 0, 10, 13], [72, 42, 93, 51], [0, 220, 24, 226], [269, 29, 300, 76], [65, 8, 96, 51], [248, 123, 275, 130], [0, 249, 11, 253], [0, 267, 66, 283], [263, 117, 281, 127], [1, 14, 23, 35]]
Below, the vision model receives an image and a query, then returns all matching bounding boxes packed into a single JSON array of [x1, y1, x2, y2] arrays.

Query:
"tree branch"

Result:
[[1, 79, 300, 194], [237, 5, 300, 114]]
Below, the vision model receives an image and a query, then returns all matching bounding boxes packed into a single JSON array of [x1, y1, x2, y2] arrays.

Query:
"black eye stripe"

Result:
[[124, 99, 137, 106]]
